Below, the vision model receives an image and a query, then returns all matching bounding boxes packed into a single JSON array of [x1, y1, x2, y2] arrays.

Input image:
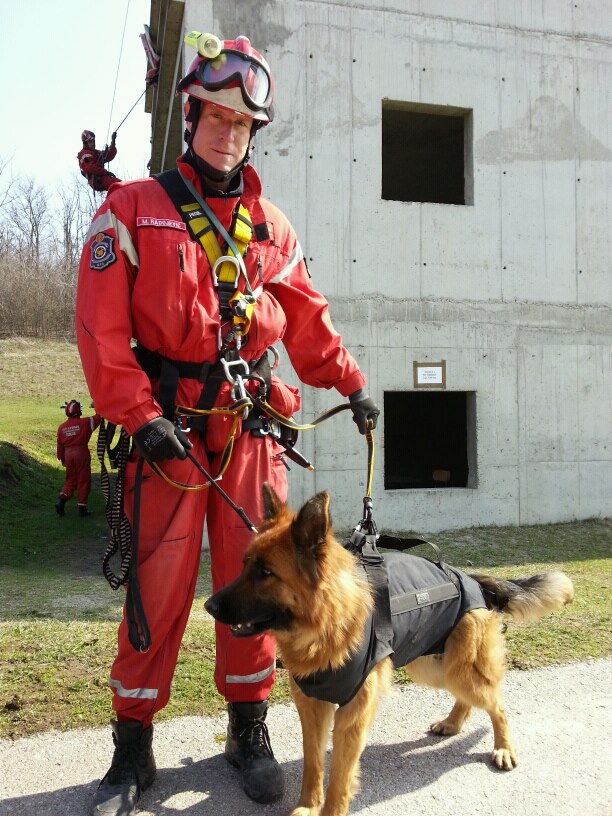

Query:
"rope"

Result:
[[112, 88, 147, 133], [97, 420, 132, 589], [106, 0, 131, 145]]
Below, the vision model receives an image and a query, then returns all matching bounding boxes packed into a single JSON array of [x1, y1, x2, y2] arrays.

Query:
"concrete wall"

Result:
[[181, 0, 612, 531]]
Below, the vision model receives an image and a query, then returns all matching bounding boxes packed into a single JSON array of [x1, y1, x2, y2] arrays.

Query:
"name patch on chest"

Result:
[[137, 217, 186, 231]]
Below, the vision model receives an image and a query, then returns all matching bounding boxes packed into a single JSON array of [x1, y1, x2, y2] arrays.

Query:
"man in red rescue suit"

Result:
[[55, 400, 101, 517], [76, 33, 380, 816], [78, 130, 121, 193]]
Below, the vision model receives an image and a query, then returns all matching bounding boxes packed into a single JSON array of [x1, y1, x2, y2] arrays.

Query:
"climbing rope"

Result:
[[106, 0, 131, 145]]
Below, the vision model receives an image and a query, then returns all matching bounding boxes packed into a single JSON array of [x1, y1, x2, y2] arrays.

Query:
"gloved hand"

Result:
[[349, 389, 380, 434], [133, 417, 192, 462], [111, 131, 117, 141]]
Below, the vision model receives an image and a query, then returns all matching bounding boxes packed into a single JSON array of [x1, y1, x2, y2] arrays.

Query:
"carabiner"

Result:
[[220, 357, 249, 386], [221, 357, 251, 412], [211, 254, 241, 287], [268, 345, 280, 371]]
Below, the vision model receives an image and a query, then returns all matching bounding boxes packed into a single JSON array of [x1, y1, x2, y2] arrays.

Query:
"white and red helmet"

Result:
[[177, 36, 274, 124], [64, 400, 82, 418]]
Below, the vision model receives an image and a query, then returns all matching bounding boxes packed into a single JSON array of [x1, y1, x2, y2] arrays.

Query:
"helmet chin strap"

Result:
[[184, 98, 258, 186]]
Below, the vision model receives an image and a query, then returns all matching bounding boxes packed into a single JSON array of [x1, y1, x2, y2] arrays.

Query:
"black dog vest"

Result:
[[293, 552, 486, 707]]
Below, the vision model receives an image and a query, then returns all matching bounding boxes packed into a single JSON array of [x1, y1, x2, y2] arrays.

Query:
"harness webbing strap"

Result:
[[154, 169, 253, 299], [377, 535, 461, 592], [360, 534, 394, 646]]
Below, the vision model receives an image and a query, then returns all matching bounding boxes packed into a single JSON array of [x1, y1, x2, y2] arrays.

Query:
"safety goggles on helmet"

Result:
[[195, 50, 272, 113], [179, 51, 273, 116]]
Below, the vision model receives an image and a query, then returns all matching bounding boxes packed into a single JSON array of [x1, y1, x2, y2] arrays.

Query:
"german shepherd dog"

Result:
[[206, 486, 574, 816]]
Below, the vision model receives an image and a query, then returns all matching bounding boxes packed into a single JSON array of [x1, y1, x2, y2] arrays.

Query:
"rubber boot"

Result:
[[55, 497, 66, 517], [224, 701, 284, 803], [78, 504, 92, 517], [91, 720, 156, 816]]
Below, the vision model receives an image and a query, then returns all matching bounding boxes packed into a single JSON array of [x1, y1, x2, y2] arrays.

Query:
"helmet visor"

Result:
[[195, 51, 272, 113]]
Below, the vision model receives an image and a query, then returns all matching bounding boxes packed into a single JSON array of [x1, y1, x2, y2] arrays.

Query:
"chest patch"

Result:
[[90, 232, 116, 270], [137, 216, 186, 231]]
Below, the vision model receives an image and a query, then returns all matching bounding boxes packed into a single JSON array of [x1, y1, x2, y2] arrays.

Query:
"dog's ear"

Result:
[[262, 482, 284, 520], [291, 492, 331, 584]]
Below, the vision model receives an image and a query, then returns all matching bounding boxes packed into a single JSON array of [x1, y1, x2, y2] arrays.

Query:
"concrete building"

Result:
[[146, 0, 611, 531]]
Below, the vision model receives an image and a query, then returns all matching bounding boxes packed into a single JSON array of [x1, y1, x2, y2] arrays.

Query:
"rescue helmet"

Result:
[[65, 400, 82, 418], [177, 35, 274, 124]]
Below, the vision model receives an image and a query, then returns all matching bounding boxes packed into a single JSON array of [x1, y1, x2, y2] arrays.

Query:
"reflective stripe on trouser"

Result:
[[109, 431, 287, 724], [207, 431, 288, 702]]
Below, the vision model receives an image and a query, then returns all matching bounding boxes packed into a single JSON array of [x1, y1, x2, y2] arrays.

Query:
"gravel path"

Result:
[[1, 659, 610, 816]]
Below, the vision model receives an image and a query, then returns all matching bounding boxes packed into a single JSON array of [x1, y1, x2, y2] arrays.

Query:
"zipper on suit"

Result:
[[177, 244, 185, 272]]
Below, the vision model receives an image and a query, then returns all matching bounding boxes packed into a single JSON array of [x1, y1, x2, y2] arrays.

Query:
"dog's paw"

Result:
[[430, 718, 462, 736], [491, 747, 518, 770], [290, 808, 321, 816]]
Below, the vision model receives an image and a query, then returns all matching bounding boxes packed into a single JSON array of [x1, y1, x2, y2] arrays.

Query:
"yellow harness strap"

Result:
[[179, 202, 254, 333], [179, 202, 252, 278]]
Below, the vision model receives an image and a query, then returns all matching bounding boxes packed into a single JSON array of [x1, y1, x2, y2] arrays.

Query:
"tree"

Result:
[[0, 164, 98, 338]]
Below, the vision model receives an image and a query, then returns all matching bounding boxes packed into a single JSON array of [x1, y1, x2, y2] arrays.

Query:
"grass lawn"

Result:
[[0, 338, 610, 739]]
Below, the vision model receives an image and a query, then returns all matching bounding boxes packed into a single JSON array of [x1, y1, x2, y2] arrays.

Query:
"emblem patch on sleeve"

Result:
[[90, 232, 116, 270]]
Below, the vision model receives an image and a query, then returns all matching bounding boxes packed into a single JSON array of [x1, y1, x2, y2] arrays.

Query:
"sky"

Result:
[[0, 0, 153, 193]]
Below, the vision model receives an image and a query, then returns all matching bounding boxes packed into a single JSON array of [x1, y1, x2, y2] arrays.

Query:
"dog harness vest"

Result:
[[293, 552, 486, 707]]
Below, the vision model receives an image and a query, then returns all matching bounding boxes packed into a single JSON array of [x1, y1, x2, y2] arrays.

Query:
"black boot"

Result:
[[78, 504, 92, 517], [55, 497, 66, 516], [91, 720, 156, 816], [225, 701, 284, 803]]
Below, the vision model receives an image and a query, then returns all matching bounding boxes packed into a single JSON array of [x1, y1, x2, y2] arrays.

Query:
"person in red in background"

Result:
[[55, 400, 101, 517], [77, 130, 121, 193]]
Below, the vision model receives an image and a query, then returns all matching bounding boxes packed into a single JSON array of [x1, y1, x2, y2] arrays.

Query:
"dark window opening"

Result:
[[384, 391, 475, 489], [382, 100, 473, 205]]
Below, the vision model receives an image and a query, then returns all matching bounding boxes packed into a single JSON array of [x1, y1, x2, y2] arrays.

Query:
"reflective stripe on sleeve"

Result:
[[85, 210, 140, 269], [269, 241, 304, 284], [225, 662, 276, 685], [109, 677, 158, 699]]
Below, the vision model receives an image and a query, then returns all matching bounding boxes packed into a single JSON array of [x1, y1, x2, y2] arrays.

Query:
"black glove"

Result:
[[111, 131, 117, 141], [349, 389, 380, 434], [133, 417, 192, 462]]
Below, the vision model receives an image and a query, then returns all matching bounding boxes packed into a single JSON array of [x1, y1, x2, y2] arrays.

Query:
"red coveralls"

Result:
[[77, 142, 119, 192], [75, 158, 366, 727], [57, 414, 101, 504]]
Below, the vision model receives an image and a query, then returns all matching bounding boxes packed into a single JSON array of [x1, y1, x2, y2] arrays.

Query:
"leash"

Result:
[[346, 427, 460, 616]]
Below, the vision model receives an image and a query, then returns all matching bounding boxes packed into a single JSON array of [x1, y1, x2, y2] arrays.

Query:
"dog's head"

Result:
[[204, 484, 333, 637]]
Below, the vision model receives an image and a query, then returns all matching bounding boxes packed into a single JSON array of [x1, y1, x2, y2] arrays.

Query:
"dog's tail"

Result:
[[470, 571, 574, 623]]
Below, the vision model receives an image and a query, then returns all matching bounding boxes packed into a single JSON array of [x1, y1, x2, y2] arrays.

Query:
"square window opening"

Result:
[[382, 100, 473, 205], [384, 391, 477, 489]]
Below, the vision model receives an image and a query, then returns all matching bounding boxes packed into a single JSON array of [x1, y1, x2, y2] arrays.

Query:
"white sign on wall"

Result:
[[413, 360, 446, 389]]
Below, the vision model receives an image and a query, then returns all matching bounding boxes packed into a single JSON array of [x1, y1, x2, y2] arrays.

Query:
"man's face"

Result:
[[191, 102, 253, 175]]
